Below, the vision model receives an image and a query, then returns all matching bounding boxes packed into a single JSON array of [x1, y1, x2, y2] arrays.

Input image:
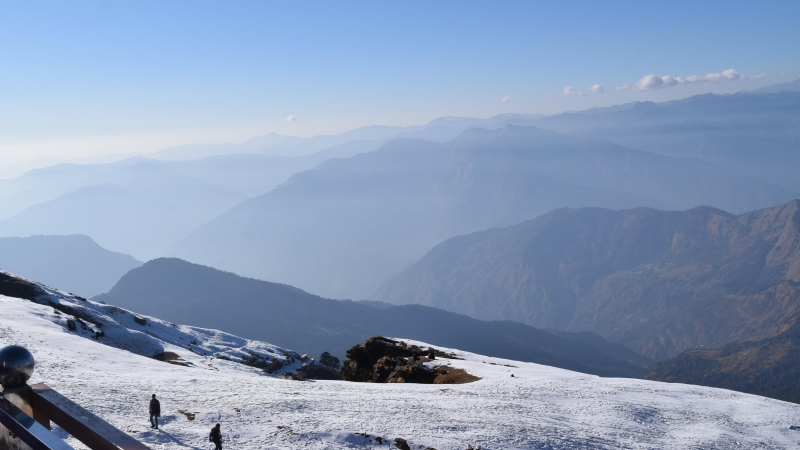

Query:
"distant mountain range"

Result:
[[0, 114, 544, 259], [0, 234, 141, 297], [373, 200, 800, 361], [95, 257, 652, 377], [0, 159, 246, 259], [536, 91, 800, 191], [161, 142, 384, 197], [646, 312, 800, 404], [0, 183, 209, 260], [2, 90, 798, 296], [150, 113, 544, 160], [0, 158, 245, 221], [173, 125, 793, 299], [752, 77, 800, 94]]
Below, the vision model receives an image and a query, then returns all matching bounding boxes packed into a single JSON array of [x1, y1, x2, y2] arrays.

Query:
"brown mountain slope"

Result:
[[645, 314, 800, 403], [373, 200, 800, 360]]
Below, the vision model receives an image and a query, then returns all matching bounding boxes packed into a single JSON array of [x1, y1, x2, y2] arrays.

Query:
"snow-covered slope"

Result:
[[2, 271, 800, 449], [0, 269, 308, 375]]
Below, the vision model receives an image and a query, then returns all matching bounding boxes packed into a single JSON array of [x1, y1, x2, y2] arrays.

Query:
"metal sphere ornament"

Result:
[[0, 345, 35, 388]]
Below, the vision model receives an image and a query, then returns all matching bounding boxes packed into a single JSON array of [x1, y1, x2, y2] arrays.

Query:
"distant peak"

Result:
[[630, 101, 659, 110]]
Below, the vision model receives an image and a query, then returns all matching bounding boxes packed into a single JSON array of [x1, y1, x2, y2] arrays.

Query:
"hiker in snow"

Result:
[[149, 394, 161, 429], [209, 423, 222, 450]]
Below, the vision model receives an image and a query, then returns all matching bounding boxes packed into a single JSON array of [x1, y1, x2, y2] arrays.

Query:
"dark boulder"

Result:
[[289, 364, 342, 381], [319, 351, 341, 370], [372, 356, 400, 383], [394, 438, 410, 450], [340, 336, 478, 384], [386, 362, 436, 384]]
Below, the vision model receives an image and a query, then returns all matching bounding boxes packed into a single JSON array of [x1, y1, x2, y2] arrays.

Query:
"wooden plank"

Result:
[[2, 386, 51, 430], [28, 384, 150, 450], [0, 396, 73, 450]]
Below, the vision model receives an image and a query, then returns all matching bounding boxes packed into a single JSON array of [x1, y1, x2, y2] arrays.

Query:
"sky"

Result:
[[0, 0, 798, 171]]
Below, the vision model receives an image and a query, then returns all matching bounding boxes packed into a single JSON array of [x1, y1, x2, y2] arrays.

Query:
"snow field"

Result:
[[2, 294, 800, 449]]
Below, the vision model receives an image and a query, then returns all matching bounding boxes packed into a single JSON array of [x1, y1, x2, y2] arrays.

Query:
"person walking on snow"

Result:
[[149, 394, 161, 429], [209, 423, 222, 450]]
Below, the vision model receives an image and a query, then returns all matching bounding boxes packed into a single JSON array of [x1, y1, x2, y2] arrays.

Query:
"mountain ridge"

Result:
[[95, 257, 653, 377], [0, 234, 141, 297], [373, 200, 800, 360], [645, 311, 800, 403], [535, 91, 800, 191], [172, 125, 792, 299]]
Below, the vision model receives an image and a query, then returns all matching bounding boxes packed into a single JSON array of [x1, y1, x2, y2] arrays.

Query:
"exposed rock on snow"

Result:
[[280, 365, 341, 381], [339, 336, 482, 384], [318, 351, 341, 370], [394, 437, 411, 450]]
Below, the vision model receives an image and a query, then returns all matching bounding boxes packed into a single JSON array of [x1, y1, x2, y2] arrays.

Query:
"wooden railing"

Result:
[[0, 384, 150, 450]]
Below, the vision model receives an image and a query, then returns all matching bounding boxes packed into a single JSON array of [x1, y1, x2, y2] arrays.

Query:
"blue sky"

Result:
[[0, 0, 798, 167]]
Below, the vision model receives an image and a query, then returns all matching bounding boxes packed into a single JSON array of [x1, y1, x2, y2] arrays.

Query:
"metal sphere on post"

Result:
[[0, 345, 35, 389]]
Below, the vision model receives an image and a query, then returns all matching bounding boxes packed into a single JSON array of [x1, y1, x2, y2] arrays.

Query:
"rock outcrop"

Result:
[[280, 364, 342, 381], [340, 337, 478, 384]]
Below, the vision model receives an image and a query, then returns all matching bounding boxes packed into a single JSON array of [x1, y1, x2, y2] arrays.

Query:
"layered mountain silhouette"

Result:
[[152, 113, 543, 160], [0, 234, 141, 297], [0, 184, 203, 260], [0, 157, 144, 220], [0, 158, 246, 221], [94, 257, 652, 377], [0, 115, 545, 262], [0, 159, 246, 259], [753, 77, 800, 94], [173, 125, 793, 299], [646, 312, 800, 404], [373, 200, 800, 361], [536, 91, 800, 191], [155, 114, 547, 195], [162, 140, 391, 198]]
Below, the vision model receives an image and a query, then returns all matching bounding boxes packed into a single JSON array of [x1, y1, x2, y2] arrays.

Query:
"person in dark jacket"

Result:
[[149, 394, 161, 429], [209, 423, 222, 450]]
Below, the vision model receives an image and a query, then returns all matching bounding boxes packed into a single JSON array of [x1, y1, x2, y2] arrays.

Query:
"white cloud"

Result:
[[677, 69, 740, 84], [285, 115, 298, 123], [615, 83, 630, 91], [562, 84, 606, 96], [631, 68, 762, 91], [661, 75, 679, 86], [634, 74, 678, 91], [501, 96, 514, 103], [633, 75, 660, 91]]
